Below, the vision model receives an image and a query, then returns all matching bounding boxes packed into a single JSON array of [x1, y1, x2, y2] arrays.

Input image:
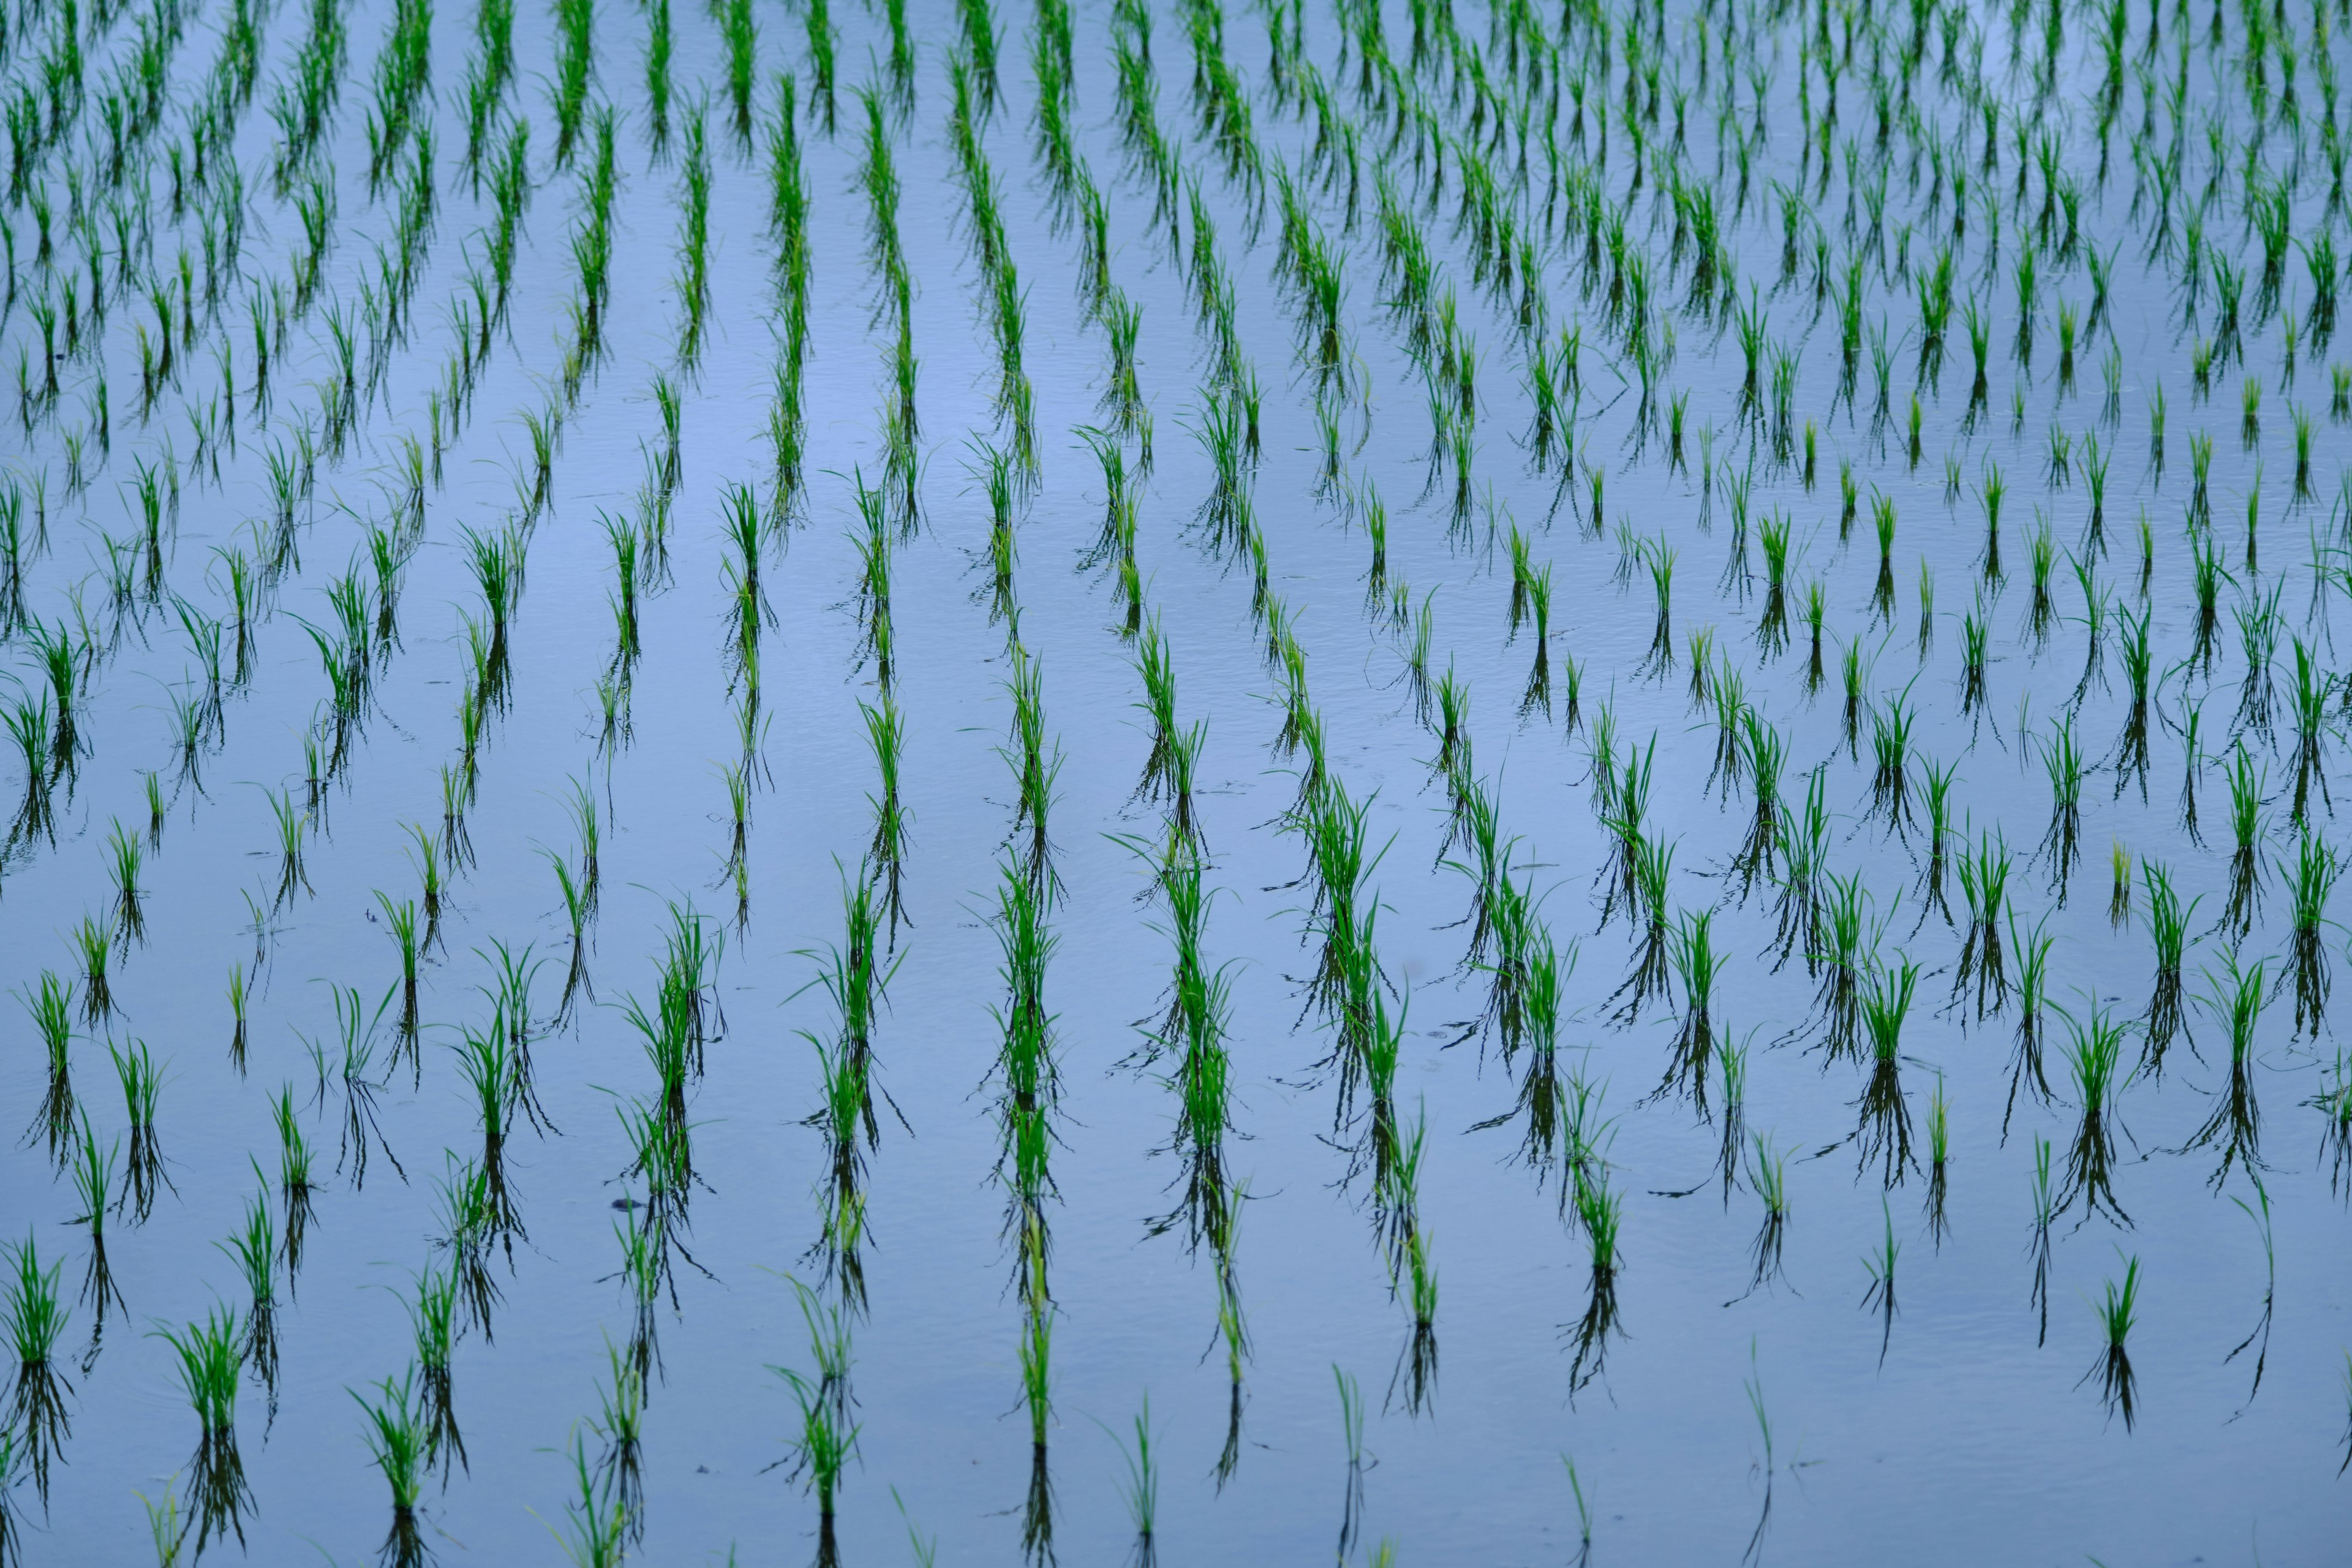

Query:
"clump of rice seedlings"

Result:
[[2024, 519, 2059, 647], [405, 822, 446, 951], [2059, 1004, 2135, 1227], [2188, 532, 2225, 672], [5, 1235, 70, 1497], [1802, 582, 1828, 693], [5, 689, 55, 848], [273, 1085, 318, 1273], [2176, 697, 2208, 845], [323, 986, 404, 1189], [1741, 1133, 1791, 1296], [1839, 639, 1864, 757], [213, 1182, 277, 1395], [550, 0, 595, 167], [861, 694, 911, 941], [1728, 710, 1786, 902], [2081, 1255, 2141, 1430], [1596, 737, 1654, 930], [1683, 628, 1716, 711], [2135, 858, 2197, 1066], [1915, 560, 1936, 662], [673, 107, 714, 365], [374, 892, 423, 1061], [68, 1114, 126, 1326], [1860, 1198, 1901, 1366], [581, 1333, 649, 1543], [1907, 756, 1959, 929], [2100, 841, 2131, 931], [1519, 564, 1555, 717], [1001, 647, 1063, 902], [2184, 956, 2269, 1188], [1923, 1075, 1951, 1247], [2108, 605, 2154, 797], [402, 1260, 466, 1485], [2219, 745, 2267, 938], [1806, 872, 1872, 1058], [1660, 910, 1727, 1105], [2278, 829, 2342, 1039], [1472, 931, 1577, 1193], [1607, 834, 1675, 1025], [1854, 958, 1920, 1186], [851, 480, 895, 684], [551, 1428, 631, 1567], [1771, 770, 1832, 974], [109, 1038, 170, 1221], [1967, 470, 2003, 594], [353, 1367, 430, 1566], [1869, 492, 1898, 620], [20, 971, 75, 1164], [106, 818, 145, 946], [639, 0, 672, 146], [1107, 1395, 1159, 1566], [1640, 543, 1675, 676], [155, 1303, 251, 1551], [2233, 582, 2283, 734], [71, 915, 113, 1024], [2287, 639, 2335, 825], [1566, 1167, 1623, 1398], [2037, 716, 2085, 897], [1711, 1031, 1751, 1205], [1867, 690, 1918, 834], [2000, 909, 2057, 1133]]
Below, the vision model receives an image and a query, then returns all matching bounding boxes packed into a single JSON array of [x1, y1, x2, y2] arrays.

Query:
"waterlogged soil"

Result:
[[1, 0, 2348, 1562]]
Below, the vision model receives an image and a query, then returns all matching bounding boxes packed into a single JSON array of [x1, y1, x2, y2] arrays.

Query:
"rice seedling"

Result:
[[353, 1368, 431, 1566], [70, 913, 113, 1023], [5, 1234, 70, 1496], [861, 693, 911, 941], [154, 1303, 250, 1551], [1661, 910, 1727, 1106], [2184, 956, 2269, 1188], [1860, 1197, 1901, 1365], [1566, 1167, 1623, 1397], [2037, 715, 2089, 896], [2220, 745, 2267, 938], [2081, 1255, 2142, 1430], [1853, 956, 1920, 1188], [19, 970, 76, 1163], [2058, 1003, 2135, 1227], [1105, 1394, 1159, 1566], [549, 1429, 630, 1568], [1868, 690, 1918, 835], [109, 1037, 170, 1221]]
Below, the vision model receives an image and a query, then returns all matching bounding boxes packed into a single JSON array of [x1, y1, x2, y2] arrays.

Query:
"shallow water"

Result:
[[1, 0, 2347, 1562]]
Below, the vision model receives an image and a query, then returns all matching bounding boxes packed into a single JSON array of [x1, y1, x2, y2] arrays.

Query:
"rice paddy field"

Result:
[[4, 0, 2352, 1559]]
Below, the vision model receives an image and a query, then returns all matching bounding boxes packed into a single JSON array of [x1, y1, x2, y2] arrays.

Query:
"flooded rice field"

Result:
[[0, 0, 2348, 1560]]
